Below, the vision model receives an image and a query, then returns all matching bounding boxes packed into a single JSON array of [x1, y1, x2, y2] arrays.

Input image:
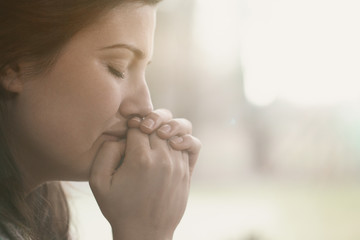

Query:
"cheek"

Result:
[[52, 75, 121, 153], [16, 66, 122, 165]]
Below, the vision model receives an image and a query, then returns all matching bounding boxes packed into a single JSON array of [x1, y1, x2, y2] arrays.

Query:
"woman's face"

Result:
[[7, 4, 156, 186]]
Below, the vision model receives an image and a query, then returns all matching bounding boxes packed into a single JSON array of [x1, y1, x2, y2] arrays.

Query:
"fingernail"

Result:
[[131, 116, 142, 123], [159, 124, 171, 133], [170, 136, 183, 144], [142, 118, 155, 129]]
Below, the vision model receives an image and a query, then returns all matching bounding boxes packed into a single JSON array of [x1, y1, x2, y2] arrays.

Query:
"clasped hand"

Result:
[[89, 109, 201, 240]]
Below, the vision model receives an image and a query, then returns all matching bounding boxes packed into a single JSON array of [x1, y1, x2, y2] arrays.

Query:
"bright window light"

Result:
[[242, 0, 360, 106], [193, 0, 244, 72]]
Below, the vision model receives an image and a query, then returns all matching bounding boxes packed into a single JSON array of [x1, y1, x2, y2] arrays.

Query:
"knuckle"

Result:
[[154, 151, 173, 171], [179, 135, 202, 152], [170, 118, 193, 133], [137, 151, 153, 169], [182, 118, 193, 129], [182, 134, 192, 143], [148, 111, 160, 121], [152, 108, 173, 121], [194, 137, 202, 150], [157, 108, 172, 117], [187, 135, 201, 146], [159, 157, 173, 172], [168, 119, 181, 129]]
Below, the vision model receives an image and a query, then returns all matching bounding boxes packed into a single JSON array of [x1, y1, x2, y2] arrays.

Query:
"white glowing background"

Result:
[[194, 0, 360, 106]]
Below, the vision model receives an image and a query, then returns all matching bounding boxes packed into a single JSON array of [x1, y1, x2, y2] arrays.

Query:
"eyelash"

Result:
[[107, 65, 126, 79]]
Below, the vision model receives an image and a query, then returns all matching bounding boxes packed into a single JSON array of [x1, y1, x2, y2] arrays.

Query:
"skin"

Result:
[[1, 3, 201, 239]]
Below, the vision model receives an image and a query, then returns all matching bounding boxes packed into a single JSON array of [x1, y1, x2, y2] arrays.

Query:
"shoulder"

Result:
[[0, 222, 27, 240], [0, 226, 10, 240]]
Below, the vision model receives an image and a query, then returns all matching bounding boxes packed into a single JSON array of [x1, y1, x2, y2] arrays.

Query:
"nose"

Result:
[[119, 78, 153, 118]]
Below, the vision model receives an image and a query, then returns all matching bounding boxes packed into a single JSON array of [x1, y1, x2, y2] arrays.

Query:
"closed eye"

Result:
[[107, 65, 125, 79]]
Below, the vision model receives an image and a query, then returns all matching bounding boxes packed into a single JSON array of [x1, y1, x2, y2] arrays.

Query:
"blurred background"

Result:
[[68, 0, 360, 239]]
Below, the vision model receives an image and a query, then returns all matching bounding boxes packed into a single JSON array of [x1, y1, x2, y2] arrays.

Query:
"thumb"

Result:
[[89, 140, 126, 195]]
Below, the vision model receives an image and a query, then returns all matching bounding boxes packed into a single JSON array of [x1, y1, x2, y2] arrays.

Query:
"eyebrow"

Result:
[[100, 43, 146, 59]]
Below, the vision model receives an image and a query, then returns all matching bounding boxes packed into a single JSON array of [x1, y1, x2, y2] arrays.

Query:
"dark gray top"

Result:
[[0, 223, 26, 240]]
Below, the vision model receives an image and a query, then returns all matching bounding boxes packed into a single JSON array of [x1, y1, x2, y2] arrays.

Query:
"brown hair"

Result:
[[0, 0, 162, 239]]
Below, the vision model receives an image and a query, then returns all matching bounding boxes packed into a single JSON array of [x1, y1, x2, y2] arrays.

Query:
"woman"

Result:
[[0, 0, 201, 239]]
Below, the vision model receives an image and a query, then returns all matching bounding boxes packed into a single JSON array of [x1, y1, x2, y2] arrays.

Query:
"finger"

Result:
[[181, 151, 190, 179], [127, 116, 142, 128], [149, 131, 170, 150], [169, 135, 201, 175], [157, 118, 192, 139], [89, 140, 126, 193], [139, 108, 173, 134], [125, 127, 150, 153]]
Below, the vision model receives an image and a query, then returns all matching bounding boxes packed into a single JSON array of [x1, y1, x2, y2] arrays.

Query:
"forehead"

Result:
[[65, 3, 157, 59]]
